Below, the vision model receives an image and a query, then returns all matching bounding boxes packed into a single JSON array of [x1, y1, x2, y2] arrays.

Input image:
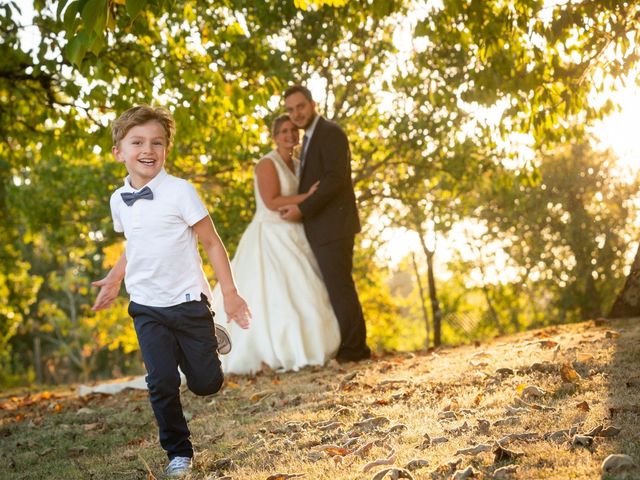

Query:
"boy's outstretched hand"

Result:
[[92, 252, 126, 311], [91, 276, 122, 311], [224, 293, 251, 329]]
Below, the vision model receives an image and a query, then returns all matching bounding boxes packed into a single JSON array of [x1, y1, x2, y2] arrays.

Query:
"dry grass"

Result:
[[1, 317, 639, 479]]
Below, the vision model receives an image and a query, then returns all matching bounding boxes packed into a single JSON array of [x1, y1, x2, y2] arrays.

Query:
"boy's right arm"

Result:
[[91, 252, 126, 311]]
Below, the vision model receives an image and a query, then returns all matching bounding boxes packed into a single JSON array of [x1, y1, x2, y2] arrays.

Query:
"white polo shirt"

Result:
[[110, 169, 212, 307]]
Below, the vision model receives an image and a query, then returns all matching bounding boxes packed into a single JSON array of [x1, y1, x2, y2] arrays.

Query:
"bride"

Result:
[[211, 114, 340, 374]]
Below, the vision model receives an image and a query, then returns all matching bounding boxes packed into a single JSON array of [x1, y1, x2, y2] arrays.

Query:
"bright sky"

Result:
[[590, 81, 640, 175], [379, 84, 640, 268]]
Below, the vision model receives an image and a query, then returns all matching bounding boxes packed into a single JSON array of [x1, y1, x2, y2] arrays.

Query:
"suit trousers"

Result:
[[129, 295, 223, 460], [309, 236, 371, 360]]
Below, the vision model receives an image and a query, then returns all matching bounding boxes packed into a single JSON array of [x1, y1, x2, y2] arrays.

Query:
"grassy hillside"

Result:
[[1, 317, 639, 479]]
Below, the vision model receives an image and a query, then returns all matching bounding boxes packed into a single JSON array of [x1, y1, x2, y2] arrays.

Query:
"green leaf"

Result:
[[65, 30, 90, 66], [89, 32, 106, 55], [372, 0, 395, 17], [126, 0, 147, 19], [63, 0, 80, 33], [56, 0, 71, 20], [81, 0, 107, 34], [414, 20, 429, 37]]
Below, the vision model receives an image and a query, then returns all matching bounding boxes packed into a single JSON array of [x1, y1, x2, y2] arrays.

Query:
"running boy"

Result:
[[92, 105, 250, 477]]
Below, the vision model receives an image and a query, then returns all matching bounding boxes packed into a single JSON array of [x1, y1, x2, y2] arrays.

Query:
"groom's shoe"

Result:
[[214, 323, 232, 355], [336, 348, 371, 364]]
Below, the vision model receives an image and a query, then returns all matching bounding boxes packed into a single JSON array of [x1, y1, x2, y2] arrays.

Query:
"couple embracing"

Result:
[[213, 84, 371, 374]]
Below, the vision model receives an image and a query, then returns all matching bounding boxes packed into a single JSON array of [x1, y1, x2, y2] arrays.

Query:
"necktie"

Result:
[[121, 186, 154, 206], [300, 134, 309, 171]]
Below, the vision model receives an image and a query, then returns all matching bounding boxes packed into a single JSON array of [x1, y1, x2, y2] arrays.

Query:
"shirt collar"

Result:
[[304, 114, 321, 140], [123, 168, 168, 192]]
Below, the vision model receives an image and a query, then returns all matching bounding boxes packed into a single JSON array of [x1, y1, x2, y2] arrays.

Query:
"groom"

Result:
[[280, 84, 371, 363]]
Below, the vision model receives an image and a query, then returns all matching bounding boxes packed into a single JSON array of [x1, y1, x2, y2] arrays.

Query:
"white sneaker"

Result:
[[165, 456, 192, 477], [214, 323, 232, 355]]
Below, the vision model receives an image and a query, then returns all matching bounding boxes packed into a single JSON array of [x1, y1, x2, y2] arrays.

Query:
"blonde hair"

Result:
[[112, 105, 176, 148]]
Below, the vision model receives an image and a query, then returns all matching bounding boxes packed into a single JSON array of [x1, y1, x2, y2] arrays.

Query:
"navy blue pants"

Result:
[[129, 295, 223, 460]]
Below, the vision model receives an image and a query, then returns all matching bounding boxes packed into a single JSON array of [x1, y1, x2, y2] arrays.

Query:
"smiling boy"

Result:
[[92, 105, 250, 477]]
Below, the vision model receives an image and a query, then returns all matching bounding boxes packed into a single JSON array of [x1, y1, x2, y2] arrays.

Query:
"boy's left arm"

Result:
[[92, 251, 127, 311], [193, 215, 251, 328]]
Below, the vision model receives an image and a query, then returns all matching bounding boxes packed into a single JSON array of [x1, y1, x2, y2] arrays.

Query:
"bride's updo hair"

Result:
[[271, 114, 292, 138]]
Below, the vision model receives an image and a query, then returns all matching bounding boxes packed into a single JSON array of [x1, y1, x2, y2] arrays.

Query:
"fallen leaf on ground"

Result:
[[266, 474, 305, 480], [353, 416, 390, 431], [521, 385, 545, 398], [362, 450, 396, 472], [340, 372, 358, 389], [476, 419, 490, 435], [493, 444, 524, 463], [447, 421, 471, 436], [452, 466, 479, 479], [371, 467, 415, 480], [571, 434, 593, 447], [250, 390, 274, 403], [438, 411, 457, 420], [505, 406, 528, 415], [584, 425, 603, 437], [445, 399, 460, 411], [576, 401, 590, 412], [545, 430, 569, 443], [560, 363, 580, 383], [525, 362, 557, 374], [598, 425, 621, 437], [492, 416, 520, 427], [496, 432, 539, 445], [601, 454, 636, 473], [431, 436, 449, 445], [493, 465, 519, 478], [323, 446, 350, 457], [317, 421, 344, 431], [377, 378, 410, 387], [575, 352, 594, 362], [404, 459, 428, 471], [455, 444, 492, 456], [386, 423, 408, 434], [352, 440, 375, 458]]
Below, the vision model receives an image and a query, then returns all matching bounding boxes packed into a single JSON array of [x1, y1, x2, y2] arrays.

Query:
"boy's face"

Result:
[[112, 121, 168, 189]]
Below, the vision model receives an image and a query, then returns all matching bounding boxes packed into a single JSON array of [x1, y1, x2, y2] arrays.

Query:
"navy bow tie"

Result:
[[121, 186, 154, 206]]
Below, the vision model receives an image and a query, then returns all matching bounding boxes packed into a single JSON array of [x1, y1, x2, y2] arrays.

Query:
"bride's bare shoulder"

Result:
[[255, 156, 277, 176]]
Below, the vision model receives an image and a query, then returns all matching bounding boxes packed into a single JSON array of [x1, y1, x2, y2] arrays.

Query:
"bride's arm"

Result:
[[255, 157, 317, 211]]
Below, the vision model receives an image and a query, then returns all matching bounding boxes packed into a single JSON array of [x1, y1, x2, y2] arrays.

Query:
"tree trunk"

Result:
[[411, 252, 430, 349], [417, 234, 442, 346], [34, 336, 42, 384], [609, 242, 640, 318]]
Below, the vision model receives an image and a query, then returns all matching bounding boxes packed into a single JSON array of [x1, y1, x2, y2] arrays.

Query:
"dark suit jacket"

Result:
[[298, 116, 361, 245]]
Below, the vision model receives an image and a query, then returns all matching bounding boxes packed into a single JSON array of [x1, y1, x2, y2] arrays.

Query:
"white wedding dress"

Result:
[[211, 150, 340, 374]]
